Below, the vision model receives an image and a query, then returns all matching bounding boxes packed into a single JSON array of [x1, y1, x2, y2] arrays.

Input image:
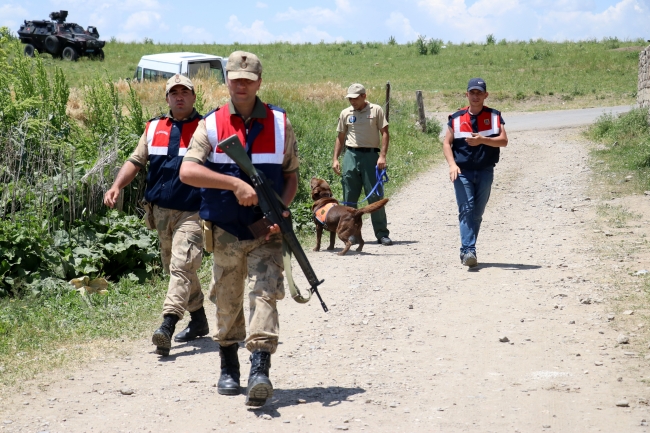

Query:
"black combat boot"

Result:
[[174, 307, 209, 342], [245, 350, 273, 407], [151, 314, 179, 356], [217, 344, 241, 395]]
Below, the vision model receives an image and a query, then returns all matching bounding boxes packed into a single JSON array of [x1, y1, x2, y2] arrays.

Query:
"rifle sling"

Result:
[[282, 240, 311, 304]]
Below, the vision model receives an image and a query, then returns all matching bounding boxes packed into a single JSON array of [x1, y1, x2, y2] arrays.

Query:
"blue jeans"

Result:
[[453, 168, 494, 257]]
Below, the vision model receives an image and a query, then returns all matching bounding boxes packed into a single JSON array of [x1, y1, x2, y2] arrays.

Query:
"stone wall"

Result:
[[639, 45, 650, 110]]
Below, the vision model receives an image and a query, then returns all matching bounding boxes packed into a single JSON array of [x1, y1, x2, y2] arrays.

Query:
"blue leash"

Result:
[[341, 167, 389, 206]]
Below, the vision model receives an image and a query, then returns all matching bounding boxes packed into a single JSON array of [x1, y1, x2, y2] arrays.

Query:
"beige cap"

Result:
[[346, 83, 366, 98], [226, 51, 262, 80], [165, 74, 194, 95]]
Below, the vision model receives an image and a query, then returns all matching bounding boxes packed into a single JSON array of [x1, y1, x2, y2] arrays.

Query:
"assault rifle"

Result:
[[217, 135, 328, 312]]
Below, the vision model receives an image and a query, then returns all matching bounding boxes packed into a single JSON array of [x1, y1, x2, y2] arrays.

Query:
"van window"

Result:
[[143, 69, 176, 81], [211, 65, 225, 83], [188, 61, 225, 83], [134, 67, 142, 80]]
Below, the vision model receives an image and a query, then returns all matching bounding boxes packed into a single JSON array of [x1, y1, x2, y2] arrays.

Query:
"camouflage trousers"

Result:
[[208, 225, 285, 354], [153, 205, 204, 319]]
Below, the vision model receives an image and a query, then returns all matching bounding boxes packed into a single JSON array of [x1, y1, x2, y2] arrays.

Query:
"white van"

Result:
[[133, 52, 228, 84]]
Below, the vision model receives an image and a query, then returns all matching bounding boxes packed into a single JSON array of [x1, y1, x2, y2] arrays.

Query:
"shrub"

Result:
[[427, 39, 443, 55], [602, 37, 620, 50], [416, 35, 428, 55], [486, 34, 496, 45]]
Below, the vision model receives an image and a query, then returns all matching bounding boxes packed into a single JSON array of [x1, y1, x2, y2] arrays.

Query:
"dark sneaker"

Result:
[[378, 236, 393, 246], [462, 251, 478, 268]]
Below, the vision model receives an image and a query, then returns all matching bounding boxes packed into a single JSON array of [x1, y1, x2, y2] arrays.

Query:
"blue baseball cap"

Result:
[[467, 78, 487, 92]]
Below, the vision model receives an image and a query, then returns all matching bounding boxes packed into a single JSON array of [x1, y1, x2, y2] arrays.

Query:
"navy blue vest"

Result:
[[144, 112, 202, 212], [200, 104, 287, 240], [448, 106, 504, 170]]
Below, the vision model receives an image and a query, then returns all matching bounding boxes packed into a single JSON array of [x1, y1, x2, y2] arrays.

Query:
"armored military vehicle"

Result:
[[17, 11, 105, 61]]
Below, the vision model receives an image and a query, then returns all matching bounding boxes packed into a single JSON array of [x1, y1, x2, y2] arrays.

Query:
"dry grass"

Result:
[[66, 79, 348, 122]]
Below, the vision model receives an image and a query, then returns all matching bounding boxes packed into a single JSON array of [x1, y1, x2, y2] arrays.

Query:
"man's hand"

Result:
[[265, 210, 291, 240], [466, 133, 483, 147], [103, 187, 120, 208], [449, 164, 461, 182], [332, 159, 341, 176], [377, 155, 387, 171], [233, 181, 258, 206]]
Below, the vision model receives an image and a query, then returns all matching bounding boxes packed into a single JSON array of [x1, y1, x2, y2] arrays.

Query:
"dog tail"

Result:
[[354, 198, 389, 217]]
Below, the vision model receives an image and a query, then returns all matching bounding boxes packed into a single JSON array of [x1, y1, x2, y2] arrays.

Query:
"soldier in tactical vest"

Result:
[[104, 74, 208, 356], [180, 51, 299, 407]]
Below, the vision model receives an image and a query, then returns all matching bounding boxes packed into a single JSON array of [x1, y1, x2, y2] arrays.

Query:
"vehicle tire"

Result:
[[62, 46, 79, 61], [23, 44, 35, 57], [44, 36, 60, 55], [94, 48, 105, 61]]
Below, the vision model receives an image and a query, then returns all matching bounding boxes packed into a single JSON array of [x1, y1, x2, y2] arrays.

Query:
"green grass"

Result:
[[0, 257, 214, 388], [596, 203, 641, 228], [587, 108, 650, 191], [0, 275, 165, 387], [37, 38, 645, 112]]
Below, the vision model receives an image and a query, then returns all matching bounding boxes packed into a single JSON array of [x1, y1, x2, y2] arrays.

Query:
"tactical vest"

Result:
[[448, 106, 504, 170], [201, 103, 287, 240], [144, 112, 202, 211]]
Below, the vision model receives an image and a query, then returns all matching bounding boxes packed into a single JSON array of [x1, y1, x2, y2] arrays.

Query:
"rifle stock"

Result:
[[217, 134, 328, 312]]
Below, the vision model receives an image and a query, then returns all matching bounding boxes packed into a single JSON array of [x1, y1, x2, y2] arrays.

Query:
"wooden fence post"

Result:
[[385, 81, 391, 123], [416, 90, 426, 132]]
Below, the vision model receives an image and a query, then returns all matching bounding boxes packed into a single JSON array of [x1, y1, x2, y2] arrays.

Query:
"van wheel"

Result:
[[62, 47, 79, 61], [44, 36, 60, 55], [23, 44, 35, 57]]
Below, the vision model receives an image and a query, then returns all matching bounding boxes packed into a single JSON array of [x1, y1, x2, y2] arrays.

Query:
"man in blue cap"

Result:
[[442, 78, 508, 268]]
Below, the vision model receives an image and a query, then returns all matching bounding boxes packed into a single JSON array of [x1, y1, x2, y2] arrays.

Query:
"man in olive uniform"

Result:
[[180, 51, 299, 407], [332, 83, 392, 246], [104, 74, 208, 357]]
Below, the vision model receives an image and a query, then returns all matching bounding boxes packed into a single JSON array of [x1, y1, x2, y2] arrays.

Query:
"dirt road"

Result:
[[3, 125, 650, 432]]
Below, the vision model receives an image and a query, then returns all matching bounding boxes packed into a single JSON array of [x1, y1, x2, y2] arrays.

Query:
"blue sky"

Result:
[[1, 0, 648, 44]]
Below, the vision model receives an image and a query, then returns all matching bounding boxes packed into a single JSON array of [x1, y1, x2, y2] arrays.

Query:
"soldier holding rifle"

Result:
[[180, 51, 299, 407]]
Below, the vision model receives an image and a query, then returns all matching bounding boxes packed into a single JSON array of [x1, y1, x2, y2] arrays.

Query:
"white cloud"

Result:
[[385, 12, 418, 41], [226, 15, 274, 43], [256, 2, 268, 8], [181, 26, 214, 43], [418, 0, 519, 21], [114, 32, 140, 43], [276, 25, 343, 43], [123, 11, 163, 31], [417, 0, 648, 42], [468, 0, 519, 16], [276, 6, 339, 23], [0, 4, 28, 29], [524, 0, 595, 12], [539, 0, 649, 39], [335, 0, 352, 13]]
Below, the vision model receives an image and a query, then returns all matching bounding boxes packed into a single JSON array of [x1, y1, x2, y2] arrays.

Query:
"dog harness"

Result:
[[314, 202, 338, 228]]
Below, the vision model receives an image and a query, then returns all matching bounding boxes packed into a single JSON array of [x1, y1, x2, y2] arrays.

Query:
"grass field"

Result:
[[41, 38, 646, 112]]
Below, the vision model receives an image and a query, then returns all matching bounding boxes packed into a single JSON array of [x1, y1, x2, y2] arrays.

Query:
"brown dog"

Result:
[[310, 177, 389, 255]]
